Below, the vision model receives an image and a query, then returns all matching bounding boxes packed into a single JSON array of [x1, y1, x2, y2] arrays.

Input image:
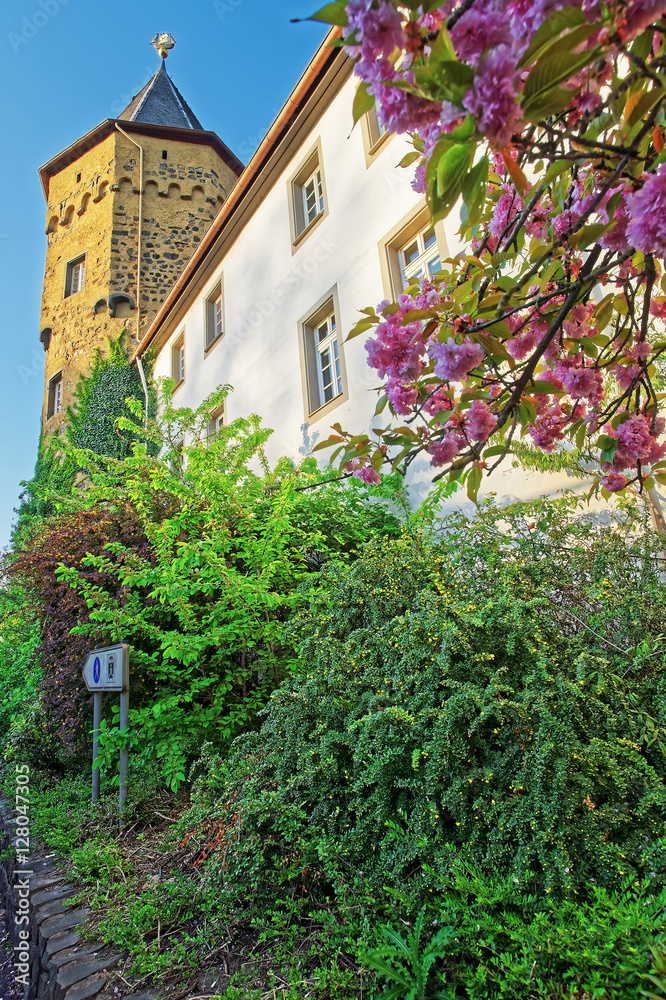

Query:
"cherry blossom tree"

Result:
[[309, 0, 666, 502]]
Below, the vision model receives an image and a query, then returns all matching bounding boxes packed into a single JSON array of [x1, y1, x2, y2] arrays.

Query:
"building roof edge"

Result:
[[131, 25, 343, 363]]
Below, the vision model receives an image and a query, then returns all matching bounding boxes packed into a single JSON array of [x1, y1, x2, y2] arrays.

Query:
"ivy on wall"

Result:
[[68, 333, 156, 459], [13, 333, 156, 545]]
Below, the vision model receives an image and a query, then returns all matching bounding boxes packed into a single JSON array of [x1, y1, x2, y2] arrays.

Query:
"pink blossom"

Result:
[[621, 0, 666, 40], [507, 321, 548, 361], [450, 0, 512, 65], [600, 472, 629, 492], [582, 0, 601, 17], [465, 400, 497, 441], [417, 2, 455, 32], [345, 0, 406, 60], [529, 403, 567, 452], [374, 78, 442, 133], [385, 378, 418, 415], [427, 431, 464, 467], [423, 387, 453, 419], [429, 336, 485, 381], [344, 455, 382, 484], [412, 163, 427, 194], [505, 329, 539, 360], [365, 312, 426, 380], [606, 414, 666, 470], [626, 164, 666, 258], [463, 45, 521, 147], [491, 188, 524, 239], [612, 363, 641, 391], [601, 192, 630, 252], [415, 282, 447, 310], [563, 303, 595, 339], [358, 466, 381, 484], [560, 362, 603, 402], [631, 340, 653, 361]]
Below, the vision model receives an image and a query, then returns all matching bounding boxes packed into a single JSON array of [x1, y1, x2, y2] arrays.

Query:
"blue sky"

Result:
[[0, 0, 328, 550]]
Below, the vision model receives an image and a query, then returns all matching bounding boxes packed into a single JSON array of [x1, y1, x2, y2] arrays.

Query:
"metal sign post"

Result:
[[83, 643, 130, 826]]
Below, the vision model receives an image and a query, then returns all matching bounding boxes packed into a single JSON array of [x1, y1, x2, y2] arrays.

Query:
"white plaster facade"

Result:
[[144, 38, 579, 510]]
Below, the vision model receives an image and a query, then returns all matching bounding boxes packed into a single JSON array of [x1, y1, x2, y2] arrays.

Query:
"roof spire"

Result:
[[117, 36, 204, 129], [151, 32, 176, 59]]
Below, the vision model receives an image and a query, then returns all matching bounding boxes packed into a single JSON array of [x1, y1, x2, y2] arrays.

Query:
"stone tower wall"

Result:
[[40, 128, 238, 435]]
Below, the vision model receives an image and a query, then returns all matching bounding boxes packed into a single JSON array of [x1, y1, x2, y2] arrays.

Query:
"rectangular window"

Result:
[[288, 139, 328, 249], [207, 403, 225, 438], [399, 225, 441, 289], [47, 372, 63, 419], [205, 281, 224, 351], [379, 205, 448, 301], [361, 102, 390, 167], [172, 331, 185, 387], [302, 167, 324, 227], [299, 289, 348, 419], [65, 255, 85, 297], [314, 311, 343, 406]]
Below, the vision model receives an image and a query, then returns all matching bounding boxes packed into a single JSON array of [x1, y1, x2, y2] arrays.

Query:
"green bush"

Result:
[[47, 383, 403, 790], [0, 576, 43, 765], [182, 496, 666, 997]]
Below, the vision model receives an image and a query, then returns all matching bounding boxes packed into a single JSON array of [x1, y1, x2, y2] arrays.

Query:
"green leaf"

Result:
[[518, 6, 587, 67], [568, 222, 613, 249], [360, 953, 412, 988], [302, 2, 348, 26], [528, 381, 562, 394], [353, 81, 375, 124], [437, 143, 475, 200], [523, 50, 597, 115], [346, 318, 377, 341], [398, 151, 421, 168], [467, 465, 482, 504], [461, 155, 489, 230]]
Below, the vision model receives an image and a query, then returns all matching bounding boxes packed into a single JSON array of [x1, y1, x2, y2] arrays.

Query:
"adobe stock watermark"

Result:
[[109, 64, 154, 119], [18, 348, 45, 386], [7, 0, 71, 55], [13, 764, 32, 991], [213, 0, 244, 22]]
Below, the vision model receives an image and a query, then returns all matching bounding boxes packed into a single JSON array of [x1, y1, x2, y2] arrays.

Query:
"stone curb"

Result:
[[0, 799, 151, 1000]]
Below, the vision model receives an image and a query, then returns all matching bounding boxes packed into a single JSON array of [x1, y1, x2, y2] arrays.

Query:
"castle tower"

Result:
[[38, 34, 243, 434]]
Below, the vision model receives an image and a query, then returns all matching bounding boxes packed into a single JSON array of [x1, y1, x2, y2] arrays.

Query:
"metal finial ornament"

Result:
[[151, 33, 176, 59]]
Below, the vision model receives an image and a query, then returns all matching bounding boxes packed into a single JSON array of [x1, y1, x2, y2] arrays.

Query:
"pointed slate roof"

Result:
[[118, 61, 204, 130]]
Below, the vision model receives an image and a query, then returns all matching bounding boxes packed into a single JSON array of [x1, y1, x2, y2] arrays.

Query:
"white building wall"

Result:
[[153, 70, 581, 510]]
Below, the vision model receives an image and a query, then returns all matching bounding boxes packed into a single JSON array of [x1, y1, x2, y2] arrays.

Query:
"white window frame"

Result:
[[288, 139, 329, 250], [361, 101, 391, 167], [64, 254, 85, 297], [172, 331, 185, 388], [398, 225, 441, 290], [205, 280, 224, 352], [299, 287, 348, 420], [378, 203, 448, 302], [207, 403, 225, 438], [302, 166, 324, 228], [313, 311, 343, 408]]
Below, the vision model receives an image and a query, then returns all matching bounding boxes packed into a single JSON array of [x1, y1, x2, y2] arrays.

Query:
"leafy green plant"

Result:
[[179, 494, 666, 996], [359, 907, 454, 999], [643, 943, 666, 1000], [41, 382, 402, 789]]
